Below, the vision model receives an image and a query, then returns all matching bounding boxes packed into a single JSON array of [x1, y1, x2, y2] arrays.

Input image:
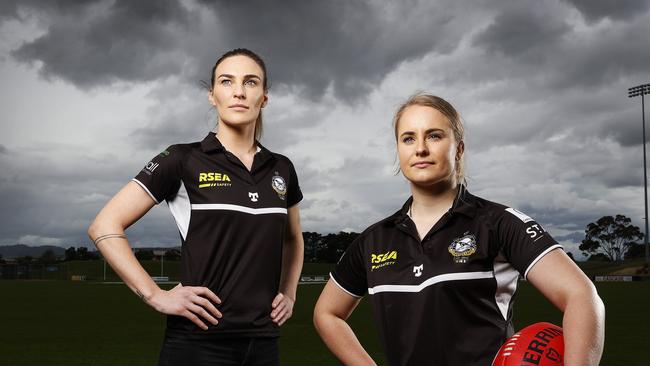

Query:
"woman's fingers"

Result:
[[271, 300, 286, 318], [188, 303, 219, 326], [272, 306, 287, 322], [272, 292, 284, 308], [161, 285, 222, 330], [191, 294, 222, 320], [193, 286, 222, 305], [182, 309, 208, 330]]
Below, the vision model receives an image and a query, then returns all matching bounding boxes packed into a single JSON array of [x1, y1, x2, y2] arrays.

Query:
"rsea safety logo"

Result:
[[371, 250, 397, 271], [198, 172, 232, 188]]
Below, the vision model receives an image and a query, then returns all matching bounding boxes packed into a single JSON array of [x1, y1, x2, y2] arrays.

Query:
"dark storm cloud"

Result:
[[195, 0, 468, 100], [8, 0, 467, 100], [0, 144, 7, 154], [563, 0, 650, 22], [473, 2, 569, 59], [11, 0, 194, 88]]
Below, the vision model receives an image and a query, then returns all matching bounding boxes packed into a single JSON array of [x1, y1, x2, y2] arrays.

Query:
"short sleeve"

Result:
[[286, 160, 303, 207], [497, 207, 563, 279], [330, 236, 367, 298], [132, 145, 184, 204]]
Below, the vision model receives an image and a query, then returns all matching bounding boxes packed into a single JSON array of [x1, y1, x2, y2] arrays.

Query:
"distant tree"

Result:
[[39, 249, 58, 264], [625, 243, 645, 259], [579, 215, 643, 261], [320, 232, 359, 263], [16, 256, 33, 265], [587, 253, 610, 262], [86, 250, 100, 260], [303, 232, 323, 263], [77, 247, 89, 260], [166, 249, 181, 260], [135, 249, 154, 261], [65, 246, 77, 261], [0, 253, 4, 264]]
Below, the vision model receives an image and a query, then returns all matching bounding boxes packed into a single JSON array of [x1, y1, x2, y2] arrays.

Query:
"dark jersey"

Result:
[[331, 187, 561, 366], [133, 132, 302, 338]]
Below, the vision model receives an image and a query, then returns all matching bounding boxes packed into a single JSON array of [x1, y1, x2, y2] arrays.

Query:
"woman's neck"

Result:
[[409, 181, 459, 218], [215, 120, 257, 156]]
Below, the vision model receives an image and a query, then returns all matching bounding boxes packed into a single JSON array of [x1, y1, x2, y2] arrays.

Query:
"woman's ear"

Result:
[[207, 90, 216, 107], [261, 93, 268, 108], [456, 140, 465, 161]]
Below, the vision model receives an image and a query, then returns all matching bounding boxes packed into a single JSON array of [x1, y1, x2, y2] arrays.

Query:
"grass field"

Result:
[[1, 279, 649, 365]]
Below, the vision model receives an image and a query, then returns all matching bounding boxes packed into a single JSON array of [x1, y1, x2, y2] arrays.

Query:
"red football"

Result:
[[492, 322, 564, 366]]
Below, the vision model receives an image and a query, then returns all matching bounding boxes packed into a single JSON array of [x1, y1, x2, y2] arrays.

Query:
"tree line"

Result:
[[0, 214, 645, 265]]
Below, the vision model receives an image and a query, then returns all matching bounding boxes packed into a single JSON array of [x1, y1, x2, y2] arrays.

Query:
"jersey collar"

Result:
[[200, 132, 272, 156], [199, 132, 275, 173], [392, 185, 478, 225], [200, 132, 226, 153]]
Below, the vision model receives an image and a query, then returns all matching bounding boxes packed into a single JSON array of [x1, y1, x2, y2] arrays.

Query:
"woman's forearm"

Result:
[[314, 312, 377, 366], [562, 286, 605, 366], [278, 234, 304, 300], [88, 222, 160, 302]]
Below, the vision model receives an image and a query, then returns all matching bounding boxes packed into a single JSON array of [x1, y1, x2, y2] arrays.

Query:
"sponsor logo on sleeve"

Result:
[[271, 172, 287, 200], [370, 250, 397, 271], [142, 161, 159, 175], [448, 232, 477, 264], [198, 172, 232, 188], [526, 223, 546, 241]]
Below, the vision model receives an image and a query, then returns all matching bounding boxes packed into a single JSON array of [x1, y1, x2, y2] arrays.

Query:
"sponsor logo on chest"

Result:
[[198, 172, 232, 188], [370, 250, 397, 271]]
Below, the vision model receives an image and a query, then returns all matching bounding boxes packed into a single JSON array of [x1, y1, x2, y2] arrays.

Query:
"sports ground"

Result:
[[1, 264, 648, 365]]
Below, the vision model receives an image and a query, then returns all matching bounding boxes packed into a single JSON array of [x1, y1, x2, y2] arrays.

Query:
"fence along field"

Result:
[[0, 260, 648, 366]]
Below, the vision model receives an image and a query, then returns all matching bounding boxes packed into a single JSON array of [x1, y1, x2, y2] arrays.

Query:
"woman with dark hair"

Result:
[[313, 93, 605, 366], [88, 48, 304, 366]]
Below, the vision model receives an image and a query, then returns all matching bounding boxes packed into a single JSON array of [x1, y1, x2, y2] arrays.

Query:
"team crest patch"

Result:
[[271, 172, 287, 200], [448, 232, 477, 264]]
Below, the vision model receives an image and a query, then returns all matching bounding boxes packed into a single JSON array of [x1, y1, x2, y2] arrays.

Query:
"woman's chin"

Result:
[[219, 115, 257, 129]]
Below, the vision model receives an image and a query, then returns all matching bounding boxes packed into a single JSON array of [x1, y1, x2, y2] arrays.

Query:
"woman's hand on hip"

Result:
[[271, 292, 294, 326], [148, 283, 222, 330]]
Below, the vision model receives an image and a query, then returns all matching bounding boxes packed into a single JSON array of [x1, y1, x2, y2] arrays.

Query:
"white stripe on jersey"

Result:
[[191, 203, 287, 215], [367, 271, 494, 295]]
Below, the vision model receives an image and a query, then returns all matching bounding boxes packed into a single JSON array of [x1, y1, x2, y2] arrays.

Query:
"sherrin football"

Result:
[[492, 322, 564, 366]]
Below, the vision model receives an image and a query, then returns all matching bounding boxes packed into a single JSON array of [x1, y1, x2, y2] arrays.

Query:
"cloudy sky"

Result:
[[1, 0, 649, 257]]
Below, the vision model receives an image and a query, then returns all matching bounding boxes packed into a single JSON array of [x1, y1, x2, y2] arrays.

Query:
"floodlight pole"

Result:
[[629, 83, 650, 265]]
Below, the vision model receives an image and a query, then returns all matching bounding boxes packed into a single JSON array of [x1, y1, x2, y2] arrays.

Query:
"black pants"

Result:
[[158, 333, 279, 366]]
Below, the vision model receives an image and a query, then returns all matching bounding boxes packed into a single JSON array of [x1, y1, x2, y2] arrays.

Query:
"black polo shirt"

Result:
[[331, 187, 561, 366], [133, 132, 302, 338]]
